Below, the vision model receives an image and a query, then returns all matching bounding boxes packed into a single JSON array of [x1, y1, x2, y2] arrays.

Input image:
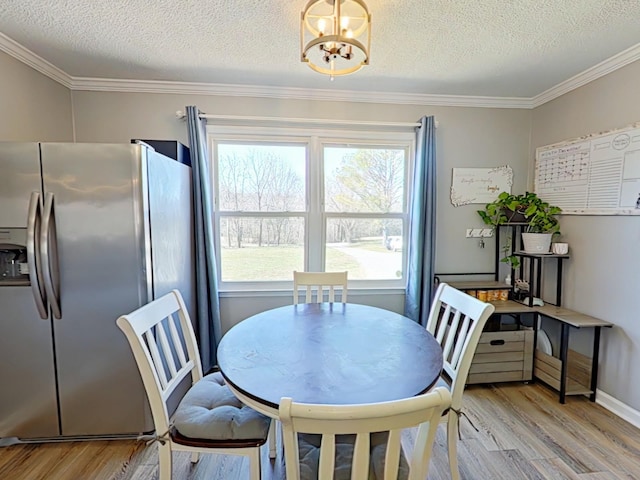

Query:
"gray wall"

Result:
[[6, 46, 639, 412], [531, 59, 640, 410], [70, 90, 532, 332], [0, 51, 73, 141]]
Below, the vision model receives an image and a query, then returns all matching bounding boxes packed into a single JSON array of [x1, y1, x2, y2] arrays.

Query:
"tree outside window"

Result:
[[212, 131, 411, 287]]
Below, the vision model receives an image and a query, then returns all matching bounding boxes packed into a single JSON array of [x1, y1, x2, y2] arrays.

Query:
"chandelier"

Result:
[[300, 0, 371, 79]]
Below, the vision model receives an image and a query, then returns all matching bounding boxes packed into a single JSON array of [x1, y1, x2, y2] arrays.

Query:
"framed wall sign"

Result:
[[450, 166, 513, 207]]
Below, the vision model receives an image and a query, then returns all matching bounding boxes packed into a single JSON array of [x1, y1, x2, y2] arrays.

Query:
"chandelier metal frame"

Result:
[[300, 0, 371, 77]]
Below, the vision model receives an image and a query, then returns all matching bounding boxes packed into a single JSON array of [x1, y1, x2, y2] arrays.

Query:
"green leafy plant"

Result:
[[477, 191, 562, 268], [477, 191, 562, 234]]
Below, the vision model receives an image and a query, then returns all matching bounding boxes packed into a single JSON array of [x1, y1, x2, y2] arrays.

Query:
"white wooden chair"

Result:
[[116, 290, 271, 480], [425, 282, 496, 480], [279, 387, 451, 480], [293, 271, 348, 304]]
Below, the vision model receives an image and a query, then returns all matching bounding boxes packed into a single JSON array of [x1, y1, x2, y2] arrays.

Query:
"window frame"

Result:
[[207, 124, 415, 292]]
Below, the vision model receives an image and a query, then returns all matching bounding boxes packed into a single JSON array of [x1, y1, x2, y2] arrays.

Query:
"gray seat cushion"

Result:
[[298, 432, 409, 480], [173, 372, 270, 441], [371, 440, 409, 480]]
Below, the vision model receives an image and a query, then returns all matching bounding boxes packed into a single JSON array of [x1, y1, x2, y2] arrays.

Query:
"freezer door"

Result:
[[40, 143, 153, 436], [0, 142, 58, 439], [0, 287, 58, 438], [0, 143, 42, 228]]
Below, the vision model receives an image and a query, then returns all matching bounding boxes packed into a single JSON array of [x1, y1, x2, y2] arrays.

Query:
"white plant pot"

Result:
[[521, 233, 552, 254]]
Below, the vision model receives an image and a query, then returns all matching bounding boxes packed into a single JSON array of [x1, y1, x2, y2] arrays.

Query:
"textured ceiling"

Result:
[[1, 0, 640, 98]]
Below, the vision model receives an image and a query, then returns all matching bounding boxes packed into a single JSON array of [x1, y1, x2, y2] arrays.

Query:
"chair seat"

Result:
[[297, 432, 409, 480], [173, 372, 270, 442]]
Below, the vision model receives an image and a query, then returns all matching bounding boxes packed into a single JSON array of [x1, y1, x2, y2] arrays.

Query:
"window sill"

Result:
[[219, 287, 406, 299]]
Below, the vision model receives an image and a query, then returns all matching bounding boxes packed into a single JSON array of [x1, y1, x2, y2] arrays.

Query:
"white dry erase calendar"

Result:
[[535, 122, 640, 215]]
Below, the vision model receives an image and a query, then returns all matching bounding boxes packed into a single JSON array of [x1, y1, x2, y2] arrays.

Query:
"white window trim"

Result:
[[207, 123, 415, 292]]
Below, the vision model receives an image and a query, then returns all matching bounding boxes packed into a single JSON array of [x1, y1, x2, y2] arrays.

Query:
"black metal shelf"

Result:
[[495, 225, 569, 307]]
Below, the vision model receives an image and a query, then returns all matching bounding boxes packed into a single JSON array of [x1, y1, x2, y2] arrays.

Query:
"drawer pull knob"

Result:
[[490, 339, 505, 346]]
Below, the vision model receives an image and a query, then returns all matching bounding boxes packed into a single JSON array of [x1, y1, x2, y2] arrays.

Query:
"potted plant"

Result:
[[477, 191, 562, 255]]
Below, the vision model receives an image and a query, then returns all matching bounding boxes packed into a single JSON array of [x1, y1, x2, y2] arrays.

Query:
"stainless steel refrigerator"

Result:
[[0, 142, 195, 441]]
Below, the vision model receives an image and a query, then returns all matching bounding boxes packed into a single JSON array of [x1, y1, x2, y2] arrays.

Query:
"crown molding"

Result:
[[531, 42, 640, 108], [70, 76, 532, 109], [0, 32, 72, 88], [3, 31, 639, 110]]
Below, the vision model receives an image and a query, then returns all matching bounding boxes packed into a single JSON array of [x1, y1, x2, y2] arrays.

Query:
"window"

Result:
[[210, 126, 413, 290]]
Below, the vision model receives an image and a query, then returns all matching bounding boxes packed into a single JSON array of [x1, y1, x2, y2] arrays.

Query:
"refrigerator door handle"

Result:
[[27, 191, 48, 319], [41, 192, 62, 319]]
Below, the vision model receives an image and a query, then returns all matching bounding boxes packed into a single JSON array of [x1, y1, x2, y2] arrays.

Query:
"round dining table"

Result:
[[217, 302, 444, 418]]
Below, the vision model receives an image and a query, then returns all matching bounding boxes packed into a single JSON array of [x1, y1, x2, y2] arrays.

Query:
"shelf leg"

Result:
[[535, 257, 542, 298], [589, 327, 602, 402], [532, 313, 539, 385], [495, 227, 501, 282], [559, 323, 570, 404], [556, 259, 564, 306], [527, 259, 535, 307]]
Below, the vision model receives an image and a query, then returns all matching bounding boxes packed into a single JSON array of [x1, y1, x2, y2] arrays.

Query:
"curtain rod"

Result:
[[175, 111, 437, 128]]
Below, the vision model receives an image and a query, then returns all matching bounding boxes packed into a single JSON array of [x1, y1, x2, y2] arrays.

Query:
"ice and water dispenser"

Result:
[[0, 228, 29, 284]]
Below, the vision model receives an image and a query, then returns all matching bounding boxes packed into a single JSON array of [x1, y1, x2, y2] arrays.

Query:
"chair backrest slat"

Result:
[[433, 303, 452, 344], [440, 308, 461, 362], [145, 329, 169, 390], [167, 312, 188, 370], [318, 435, 336, 479], [449, 314, 471, 368], [156, 321, 178, 378], [351, 433, 371, 478], [293, 271, 348, 304]]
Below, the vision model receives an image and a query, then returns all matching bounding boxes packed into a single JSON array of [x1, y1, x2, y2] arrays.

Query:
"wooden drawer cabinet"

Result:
[[467, 329, 533, 384]]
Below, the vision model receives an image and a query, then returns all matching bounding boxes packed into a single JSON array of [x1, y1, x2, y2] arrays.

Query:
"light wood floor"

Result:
[[2, 382, 639, 480]]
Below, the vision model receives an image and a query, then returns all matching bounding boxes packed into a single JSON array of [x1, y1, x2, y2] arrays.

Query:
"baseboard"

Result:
[[596, 389, 640, 429]]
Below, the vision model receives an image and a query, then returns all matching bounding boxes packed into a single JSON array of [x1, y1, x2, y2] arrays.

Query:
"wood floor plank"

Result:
[[1, 382, 639, 480], [530, 457, 582, 480]]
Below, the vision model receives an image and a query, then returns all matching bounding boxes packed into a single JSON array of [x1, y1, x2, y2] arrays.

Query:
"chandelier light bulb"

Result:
[[317, 18, 326, 35], [340, 16, 350, 29]]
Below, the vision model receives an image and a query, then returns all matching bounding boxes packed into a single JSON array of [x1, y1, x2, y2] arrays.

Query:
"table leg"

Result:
[[559, 323, 570, 404], [590, 327, 602, 402]]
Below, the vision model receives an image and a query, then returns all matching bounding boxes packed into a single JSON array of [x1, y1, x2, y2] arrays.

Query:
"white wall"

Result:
[[531, 59, 640, 411], [0, 51, 73, 141], [70, 90, 532, 331]]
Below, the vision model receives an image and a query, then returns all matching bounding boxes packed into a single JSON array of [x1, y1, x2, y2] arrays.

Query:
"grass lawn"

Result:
[[221, 243, 377, 281]]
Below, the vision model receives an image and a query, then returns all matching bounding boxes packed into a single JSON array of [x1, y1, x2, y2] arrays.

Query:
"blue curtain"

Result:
[[186, 106, 222, 372], [404, 116, 437, 326]]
